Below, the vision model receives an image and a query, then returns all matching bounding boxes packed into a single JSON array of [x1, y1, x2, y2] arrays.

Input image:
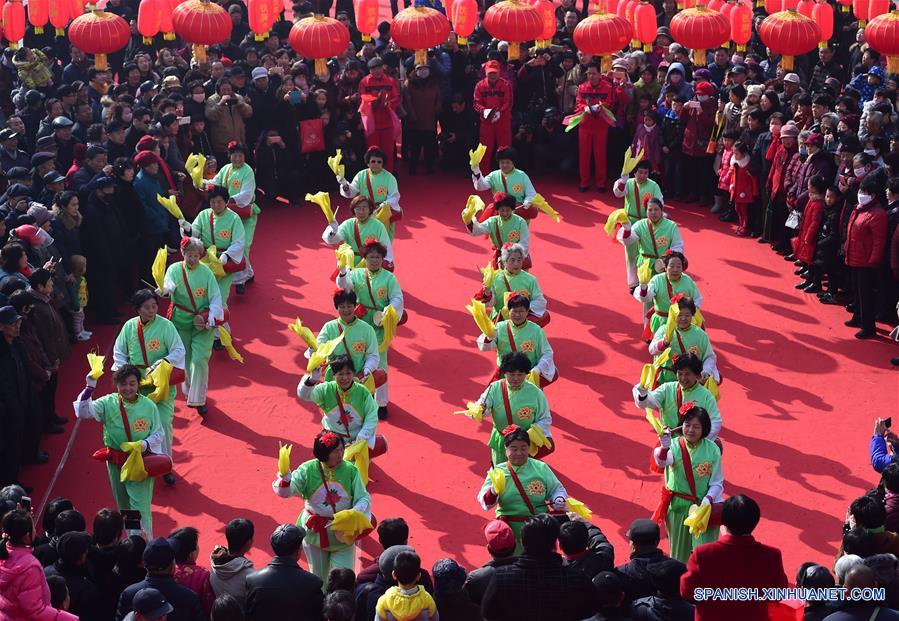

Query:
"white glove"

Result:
[[309, 367, 323, 381], [483, 108, 492, 120], [340, 180, 351, 194], [491, 111, 500, 123], [700, 496, 711, 507], [521, 200, 531, 209], [85, 373, 97, 388], [336, 174, 345, 184], [220, 253, 229, 265], [619, 174, 629, 184], [140, 440, 149, 452], [471, 164, 481, 175], [373, 310, 383, 326], [148, 359, 162, 372], [590, 104, 599, 113], [206, 315, 217, 329], [660, 431, 672, 449], [154, 287, 165, 298], [178, 219, 191, 234], [357, 368, 371, 383], [889, 325, 899, 341], [636, 385, 649, 399]]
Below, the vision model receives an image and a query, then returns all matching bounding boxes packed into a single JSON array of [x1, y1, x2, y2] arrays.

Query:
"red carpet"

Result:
[[24, 168, 898, 577]]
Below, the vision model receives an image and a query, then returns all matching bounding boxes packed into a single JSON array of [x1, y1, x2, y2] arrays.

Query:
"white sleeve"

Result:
[[653, 446, 674, 468], [112, 335, 129, 371], [477, 333, 497, 351], [612, 178, 627, 198], [336, 269, 354, 292], [706, 457, 724, 503], [477, 476, 498, 510], [73, 390, 102, 421], [617, 224, 638, 247], [533, 343, 555, 380], [322, 221, 344, 245], [670, 224, 685, 253], [518, 224, 530, 256], [528, 292, 547, 317], [634, 279, 656, 303], [703, 343, 720, 382], [143, 426, 164, 454], [230, 176, 256, 209], [633, 383, 662, 410], [205, 278, 223, 325], [362, 340, 379, 375], [469, 219, 490, 236], [521, 176, 536, 205], [389, 284, 404, 318], [221, 221, 245, 265], [473, 174, 491, 191], [272, 474, 293, 498], [383, 232, 395, 264], [548, 481, 568, 509], [693, 288, 703, 308], [164, 328, 186, 370], [162, 269, 177, 296], [384, 188, 401, 211], [708, 413, 722, 443], [339, 178, 360, 198], [649, 329, 667, 356], [297, 377, 315, 401], [534, 408, 552, 438]]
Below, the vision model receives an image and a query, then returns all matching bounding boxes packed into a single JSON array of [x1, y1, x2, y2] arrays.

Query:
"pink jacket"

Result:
[[0, 545, 78, 621]]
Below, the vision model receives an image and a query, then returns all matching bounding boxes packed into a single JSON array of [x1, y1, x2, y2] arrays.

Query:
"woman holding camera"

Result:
[[650, 406, 723, 562], [273, 430, 371, 582], [74, 364, 164, 536], [477, 426, 567, 551]]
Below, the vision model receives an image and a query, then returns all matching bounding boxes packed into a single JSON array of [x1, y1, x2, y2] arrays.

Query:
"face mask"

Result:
[[864, 148, 877, 156], [192, 94, 205, 103], [643, 123, 655, 131], [697, 95, 709, 102], [858, 193, 873, 205], [799, 146, 808, 157], [854, 167, 866, 177], [416, 69, 429, 79]]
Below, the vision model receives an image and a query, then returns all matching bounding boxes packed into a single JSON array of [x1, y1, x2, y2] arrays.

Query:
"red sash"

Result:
[[353, 220, 364, 256], [632, 182, 643, 219], [119, 395, 134, 442], [365, 170, 375, 202], [308, 462, 341, 549], [170, 264, 200, 316], [676, 384, 683, 413], [337, 321, 354, 359], [106, 395, 172, 478], [647, 220, 660, 258], [492, 220, 503, 250], [506, 323, 517, 352], [501, 380, 514, 426], [507, 465, 537, 515], [334, 387, 352, 437], [501, 173, 508, 194], [136, 321, 150, 368], [353, 271, 379, 318], [675, 330, 686, 355]]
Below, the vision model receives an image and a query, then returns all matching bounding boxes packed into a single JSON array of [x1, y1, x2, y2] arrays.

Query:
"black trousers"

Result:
[[683, 154, 715, 200], [406, 129, 437, 173], [0, 412, 24, 486], [851, 266, 878, 331]]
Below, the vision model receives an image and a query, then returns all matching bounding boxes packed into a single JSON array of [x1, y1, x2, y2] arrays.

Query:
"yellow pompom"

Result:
[[603, 209, 630, 237], [343, 439, 371, 484], [466, 299, 495, 340], [531, 194, 560, 222], [527, 425, 549, 457], [278, 442, 293, 477], [330, 509, 373, 545], [488, 467, 506, 495], [567, 496, 592, 519], [469, 143, 487, 168], [307, 334, 346, 372], [288, 317, 319, 350], [305, 192, 334, 223], [156, 194, 184, 220], [453, 402, 484, 422]]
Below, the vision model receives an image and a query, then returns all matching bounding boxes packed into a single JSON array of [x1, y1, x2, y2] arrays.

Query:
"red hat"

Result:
[[133, 151, 157, 168], [136, 135, 159, 152], [485, 60, 501, 73], [484, 520, 515, 556], [695, 82, 715, 96], [179, 236, 193, 252]]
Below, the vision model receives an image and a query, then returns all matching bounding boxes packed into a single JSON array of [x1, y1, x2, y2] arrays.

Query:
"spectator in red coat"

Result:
[[794, 175, 830, 292], [169, 526, 215, 617], [681, 494, 788, 621], [680, 81, 717, 207], [844, 175, 889, 338]]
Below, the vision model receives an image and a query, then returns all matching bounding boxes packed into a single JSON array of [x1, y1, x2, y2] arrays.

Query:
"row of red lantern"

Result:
[[2, 0, 87, 47]]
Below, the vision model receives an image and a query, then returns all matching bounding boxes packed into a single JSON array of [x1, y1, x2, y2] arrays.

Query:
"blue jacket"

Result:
[[133, 170, 170, 236], [870, 435, 897, 473]]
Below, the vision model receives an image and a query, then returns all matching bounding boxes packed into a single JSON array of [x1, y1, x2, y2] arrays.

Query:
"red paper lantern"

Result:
[[868, 0, 889, 22], [28, 0, 49, 34], [451, 0, 478, 43], [444, 0, 455, 23], [48, 0, 68, 35], [158, 0, 174, 39], [720, 0, 736, 20], [289, 15, 350, 76], [852, 0, 869, 24], [392, 6, 451, 63], [796, 0, 813, 17], [633, 1, 656, 51], [248, 0, 274, 41], [530, 0, 556, 49], [811, 0, 833, 48], [624, 0, 639, 46], [836, 0, 852, 14], [68, 8, 130, 70], [758, 9, 820, 70], [865, 10, 899, 73], [484, 0, 543, 60], [137, 0, 161, 44], [764, 0, 783, 13], [172, 0, 231, 62], [573, 10, 632, 71], [669, 6, 730, 66], [3, 0, 26, 48], [707, 0, 724, 11], [729, 1, 753, 50], [355, 0, 378, 42], [68, 0, 85, 20]]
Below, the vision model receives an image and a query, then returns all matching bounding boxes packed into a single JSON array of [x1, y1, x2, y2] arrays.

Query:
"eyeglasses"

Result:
[[368, 159, 383, 164]]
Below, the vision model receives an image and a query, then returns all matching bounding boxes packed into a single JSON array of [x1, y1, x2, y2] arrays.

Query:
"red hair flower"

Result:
[[678, 401, 697, 416], [179, 236, 193, 252], [501, 425, 521, 437], [320, 431, 340, 447], [227, 140, 238, 149]]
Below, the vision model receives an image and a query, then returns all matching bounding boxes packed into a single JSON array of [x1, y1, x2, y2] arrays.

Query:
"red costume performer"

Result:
[[473, 60, 514, 175], [358, 58, 401, 171], [574, 64, 620, 191]]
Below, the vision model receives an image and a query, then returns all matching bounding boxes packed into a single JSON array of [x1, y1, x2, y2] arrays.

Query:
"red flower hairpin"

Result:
[[678, 401, 697, 416], [501, 425, 520, 437], [320, 431, 340, 447]]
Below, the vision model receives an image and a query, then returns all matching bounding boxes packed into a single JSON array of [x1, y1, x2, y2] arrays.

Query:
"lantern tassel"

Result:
[[840, 3, 849, 10], [255, 34, 265, 41], [601, 56, 612, 73], [508, 42, 520, 60], [457, 36, 468, 44], [736, 43, 745, 52], [34, 26, 44, 34], [414, 48, 427, 65], [314, 58, 328, 77], [143, 36, 153, 44], [362, 34, 371, 42], [781, 54, 794, 71], [858, 19, 866, 26], [193, 44, 207, 64], [889, 56, 899, 75], [55, 28, 65, 36], [643, 43, 651, 52], [677, 0, 683, 8], [94, 53, 108, 71], [693, 48, 707, 67]]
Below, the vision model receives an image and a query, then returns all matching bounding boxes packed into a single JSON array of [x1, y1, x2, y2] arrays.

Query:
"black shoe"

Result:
[[26, 451, 49, 465], [579, 186, 588, 193], [783, 253, 796, 261], [52, 415, 68, 425], [597, 185, 607, 193], [820, 293, 842, 305], [196, 405, 208, 417], [43, 425, 64, 435], [749, 231, 760, 238], [235, 283, 246, 295], [845, 318, 861, 327], [845, 304, 856, 313], [795, 280, 812, 289], [891, 357, 899, 366], [855, 329, 876, 339], [377, 406, 388, 420], [794, 267, 808, 275], [719, 210, 737, 223], [213, 339, 223, 351], [246, 276, 255, 284], [803, 282, 822, 293], [757, 236, 769, 244], [163, 473, 176, 485]]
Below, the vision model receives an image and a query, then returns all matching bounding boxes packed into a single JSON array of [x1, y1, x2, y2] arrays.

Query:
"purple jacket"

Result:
[[0, 545, 78, 621]]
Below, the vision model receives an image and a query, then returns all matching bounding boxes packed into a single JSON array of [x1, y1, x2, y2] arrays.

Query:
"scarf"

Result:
[[765, 133, 781, 162], [53, 206, 82, 230], [89, 79, 109, 96]]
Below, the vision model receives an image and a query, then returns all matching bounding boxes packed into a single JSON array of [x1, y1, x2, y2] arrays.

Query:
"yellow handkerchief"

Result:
[[119, 441, 147, 482], [218, 327, 244, 363], [466, 299, 495, 339], [305, 192, 334, 223], [278, 442, 293, 477], [143, 360, 174, 403], [378, 305, 399, 352], [526, 369, 541, 387], [638, 259, 653, 286], [307, 334, 346, 372], [330, 509, 372, 545], [327, 149, 345, 178], [469, 143, 487, 168], [87, 353, 105, 380], [201, 246, 225, 279], [344, 439, 371, 484], [693, 308, 705, 327], [336, 244, 355, 271], [151, 247, 167, 291], [374, 202, 391, 228], [531, 194, 560, 222], [527, 425, 549, 457], [462, 194, 485, 224], [488, 467, 506, 495], [704, 376, 720, 401], [639, 363, 654, 390], [621, 146, 646, 176], [665, 306, 678, 344], [453, 402, 484, 422], [653, 348, 671, 370], [567, 496, 592, 519], [288, 317, 319, 349], [645, 409, 664, 436], [603, 209, 630, 237], [684, 503, 712, 537], [156, 194, 184, 220], [481, 262, 498, 289]]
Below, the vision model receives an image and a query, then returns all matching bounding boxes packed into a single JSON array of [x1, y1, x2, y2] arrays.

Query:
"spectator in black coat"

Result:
[[438, 94, 476, 171], [464, 519, 517, 606], [244, 524, 323, 621], [559, 516, 614, 579], [615, 519, 671, 602], [79, 176, 125, 324], [591, 571, 637, 620], [481, 514, 596, 621], [49, 190, 82, 267], [34, 509, 86, 567], [44, 531, 105, 621], [116, 537, 205, 621], [630, 559, 694, 621], [355, 518, 433, 591], [432, 558, 479, 621], [0, 305, 31, 489], [89, 508, 125, 620]]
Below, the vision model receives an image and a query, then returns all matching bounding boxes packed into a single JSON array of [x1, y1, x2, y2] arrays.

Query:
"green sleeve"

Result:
[[94, 393, 116, 425], [310, 382, 330, 410], [350, 464, 371, 509], [386, 273, 402, 302], [290, 461, 309, 499], [212, 166, 227, 186]]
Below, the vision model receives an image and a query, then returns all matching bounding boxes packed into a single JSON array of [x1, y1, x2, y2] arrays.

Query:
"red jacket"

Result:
[[681, 534, 788, 621], [473, 76, 513, 124], [729, 159, 757, 204], [844, 200, 888, 268], [574, 78, 620, 132], [357, 74, 400, 129], [793, 198, 824, 263], [681, 99, 716, 157], [766, 142, 798, 201]]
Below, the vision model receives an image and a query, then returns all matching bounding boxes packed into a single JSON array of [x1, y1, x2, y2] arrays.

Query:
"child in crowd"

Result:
[[632, 109, 662, 176], [813, 185, 846, 303], [793, 175, 829, 292], [67, 254, 91, 341], [714, 131, 739, 215], [375, 550, 438, 621], [729, 141, 757, 237], [661, 95, 687, 198], [170, 526, 215, 616]]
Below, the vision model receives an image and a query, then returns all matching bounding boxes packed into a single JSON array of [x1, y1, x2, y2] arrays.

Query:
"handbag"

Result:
[[300, 118, 325, 153], [785, 209, 802, 230]]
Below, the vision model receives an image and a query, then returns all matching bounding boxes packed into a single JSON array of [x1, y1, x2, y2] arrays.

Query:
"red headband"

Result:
[[678, 401, 697, 416], [319, 431, 340, 448], [501, 425, 521, 437], [333, 288, 346, 299], [179, 236, 193, 252]]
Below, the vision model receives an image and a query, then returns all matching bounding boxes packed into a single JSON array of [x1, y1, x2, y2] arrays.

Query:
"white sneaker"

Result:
[[76, 331, 92, 341]]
